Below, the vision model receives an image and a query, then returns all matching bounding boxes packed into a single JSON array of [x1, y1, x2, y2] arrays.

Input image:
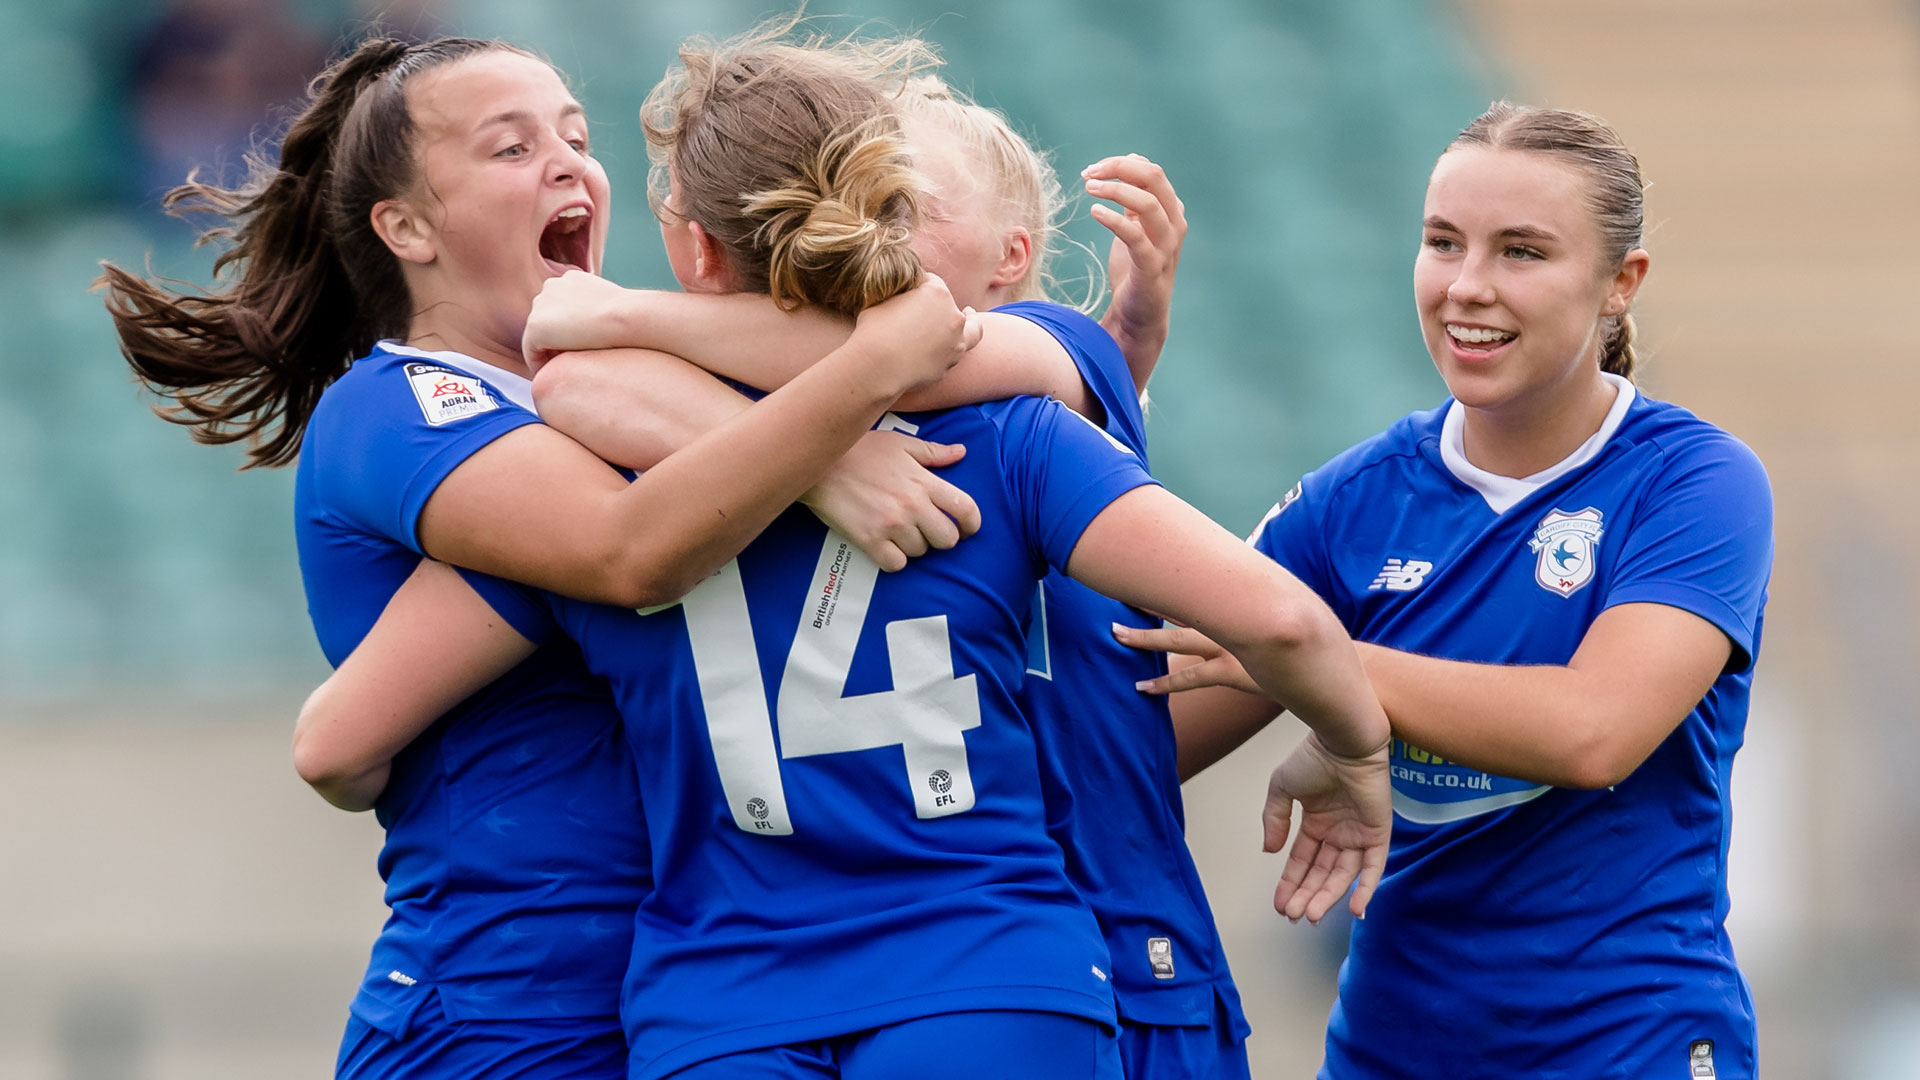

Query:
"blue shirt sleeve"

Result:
[[1603, 433, 1773, 673], [1250, 471, 1340, 609], [988, 395, 1158, 574], [993, 300, 1148, 462], [308, 355, 542, 554], [454, 566, 565, 647]]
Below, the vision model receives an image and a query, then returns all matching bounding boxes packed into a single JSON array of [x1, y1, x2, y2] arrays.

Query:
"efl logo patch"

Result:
[[1528, 507, 1604, 597], [406, 362, 499, 426]]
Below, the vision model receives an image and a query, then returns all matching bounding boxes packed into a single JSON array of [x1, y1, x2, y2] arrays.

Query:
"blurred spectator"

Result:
[[129, 0, 328, 199]]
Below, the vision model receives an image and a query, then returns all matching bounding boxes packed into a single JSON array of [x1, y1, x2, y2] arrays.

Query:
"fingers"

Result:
[[1110, 623, 1219, 656], [1130, 658, 1245, 696], [1089, 202, 1153, 259], [959, 306, 983, 351], [932, 480, 982, 539], [1304, 846, 1361, 925], [1261, 786, 1294, 854], [867, 541, 908, 574], [900, 437, 966, 469], [1349, 841, 1386, 921], [1081, 153, 1181, 213], [1286, 841, 1340, 922], [1274, 831, 1317, 915]]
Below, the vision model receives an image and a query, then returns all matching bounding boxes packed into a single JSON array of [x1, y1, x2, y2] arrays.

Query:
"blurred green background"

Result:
[[3, 1, 1917, 1078], [0, 0, 1473, 696]]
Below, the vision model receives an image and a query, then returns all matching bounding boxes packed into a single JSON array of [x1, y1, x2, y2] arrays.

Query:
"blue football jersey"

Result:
[[1252, 376, 1772, 1080], [466, 394, 1158, 1080], [999, 302, 1247, 1034], [295, 343, 648, 1034]]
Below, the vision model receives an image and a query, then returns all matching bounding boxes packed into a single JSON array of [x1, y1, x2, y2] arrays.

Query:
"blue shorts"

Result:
[[665, 1010, 1122, 1080], [1117, 1016, 1251, 1080], [335, 988, 625, 1080]]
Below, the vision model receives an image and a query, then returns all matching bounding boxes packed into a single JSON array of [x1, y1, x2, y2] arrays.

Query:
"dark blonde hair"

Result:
[[640, 18, 937, 317], [97, 36, 534, 468], [1450, 102, 1647, 379]]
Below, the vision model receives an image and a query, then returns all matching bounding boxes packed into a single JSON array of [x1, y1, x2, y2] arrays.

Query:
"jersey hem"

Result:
[[631, 985, 1116, 1080]]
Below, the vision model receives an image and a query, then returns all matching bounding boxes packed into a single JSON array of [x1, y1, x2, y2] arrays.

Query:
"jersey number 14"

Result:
[[678, 533, 982, 836]]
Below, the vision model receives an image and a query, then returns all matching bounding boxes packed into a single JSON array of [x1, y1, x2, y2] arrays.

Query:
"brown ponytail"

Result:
[[641, 19, 935, 317], [97, 35, 527, 468], [1450, 101, 1646, 381]]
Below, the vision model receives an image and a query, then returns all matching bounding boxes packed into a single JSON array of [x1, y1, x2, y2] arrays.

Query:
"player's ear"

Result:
[[372, 197, 437, 265], [990, 226, 1032, 290]]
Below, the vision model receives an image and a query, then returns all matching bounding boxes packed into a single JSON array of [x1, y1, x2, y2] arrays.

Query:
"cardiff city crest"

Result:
[[1528, 507, 1605, 597]]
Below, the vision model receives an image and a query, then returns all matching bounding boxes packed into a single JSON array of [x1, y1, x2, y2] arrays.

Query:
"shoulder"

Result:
[[1616, 394, 1772, 504], [1301, 403, 1450, 508], [991, 300, 1108, 346]]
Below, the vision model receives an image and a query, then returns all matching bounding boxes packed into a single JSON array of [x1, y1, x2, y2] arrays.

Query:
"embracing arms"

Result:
[[417, 278, 977, 609]]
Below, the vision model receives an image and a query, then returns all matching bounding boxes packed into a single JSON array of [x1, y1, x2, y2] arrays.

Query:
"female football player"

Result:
[[300, 23, 1391, 1080], [98, 34, 976, 1079], [1122, 103, 1772, 1080], [515, 74, 1254, 1080]]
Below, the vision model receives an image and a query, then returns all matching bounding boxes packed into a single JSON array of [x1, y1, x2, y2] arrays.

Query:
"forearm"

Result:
[[1359, 644, 1628, 789], [1210, 600, 1385, 761], [1169, 680, 1281, 781], [613, 290, 853, 391], [534, 348, 751, 471], [1067, 487, 1386, 760], [583, 338, 908, 604]]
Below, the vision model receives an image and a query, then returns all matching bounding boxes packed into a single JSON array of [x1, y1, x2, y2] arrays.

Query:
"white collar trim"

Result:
[[378, 340, 538, 415], [1439, 372, 1635, 515]]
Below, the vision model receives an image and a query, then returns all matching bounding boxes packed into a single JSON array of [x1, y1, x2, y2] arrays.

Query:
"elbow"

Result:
[[292, 693, 379, 811], [529, 353, 586, 419], [1554, 721, 1644, 791], [596, 551, 704, 611]]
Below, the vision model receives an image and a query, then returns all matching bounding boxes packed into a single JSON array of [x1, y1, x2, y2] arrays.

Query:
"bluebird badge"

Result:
[[1528, 507, 1604, 597]]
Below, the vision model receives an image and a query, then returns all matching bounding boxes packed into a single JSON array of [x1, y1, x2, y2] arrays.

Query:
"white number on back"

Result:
[[676, 533, 981, 834]]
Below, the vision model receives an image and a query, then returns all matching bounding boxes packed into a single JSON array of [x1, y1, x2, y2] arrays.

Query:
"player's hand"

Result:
[[1265, 732, 1392, 923], [1111, 623, 1264, 697], [523, 270, 641, 370], [1084, 154, 1186, 379], [802, 431, 983, 572], [850, 274, 983, 394]]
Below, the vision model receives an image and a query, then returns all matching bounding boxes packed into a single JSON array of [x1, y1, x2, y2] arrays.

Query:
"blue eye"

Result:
[[1425, 235, 1460, 253], [1506, 245, 1545, 260], [495, 143, 528, 158]]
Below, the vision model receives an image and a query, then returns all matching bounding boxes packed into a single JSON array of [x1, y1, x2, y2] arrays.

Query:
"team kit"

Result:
[[101, 18, 1772, 1080]]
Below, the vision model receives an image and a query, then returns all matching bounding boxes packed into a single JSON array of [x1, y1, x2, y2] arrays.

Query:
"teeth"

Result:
[[556, 207, 588, 219], [1446, 324, 1515, 344]]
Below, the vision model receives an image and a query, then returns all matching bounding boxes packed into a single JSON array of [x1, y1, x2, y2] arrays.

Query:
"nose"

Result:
[[546, 138, 586, 186], [1445, 252, 1497, 307]]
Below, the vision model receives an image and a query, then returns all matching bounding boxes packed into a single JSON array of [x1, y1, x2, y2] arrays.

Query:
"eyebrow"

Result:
[[1423, 215, 1559, 242], [476, 104, 585, 130]]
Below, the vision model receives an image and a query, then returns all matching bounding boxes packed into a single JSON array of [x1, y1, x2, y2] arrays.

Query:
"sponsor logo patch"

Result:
[[1368, 558, 1433, 592], [1527, 507, 1605, 597], [405, 362, 499, 426]]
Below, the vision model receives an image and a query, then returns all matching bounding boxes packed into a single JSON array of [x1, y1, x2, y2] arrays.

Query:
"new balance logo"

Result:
[[1368, 558, 1433, 592]]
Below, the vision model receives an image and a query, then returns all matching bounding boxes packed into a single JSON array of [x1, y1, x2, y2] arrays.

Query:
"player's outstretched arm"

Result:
[[419, 277, 977, 609], [294, 561, 534, 812], [1123, 603, 1730, 790], [1065, 485, 1391, 921]]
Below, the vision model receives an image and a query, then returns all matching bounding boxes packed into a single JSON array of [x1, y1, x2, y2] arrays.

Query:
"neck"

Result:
[[406, 310, 532, 380], [1459, 370, 1618, 478]]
